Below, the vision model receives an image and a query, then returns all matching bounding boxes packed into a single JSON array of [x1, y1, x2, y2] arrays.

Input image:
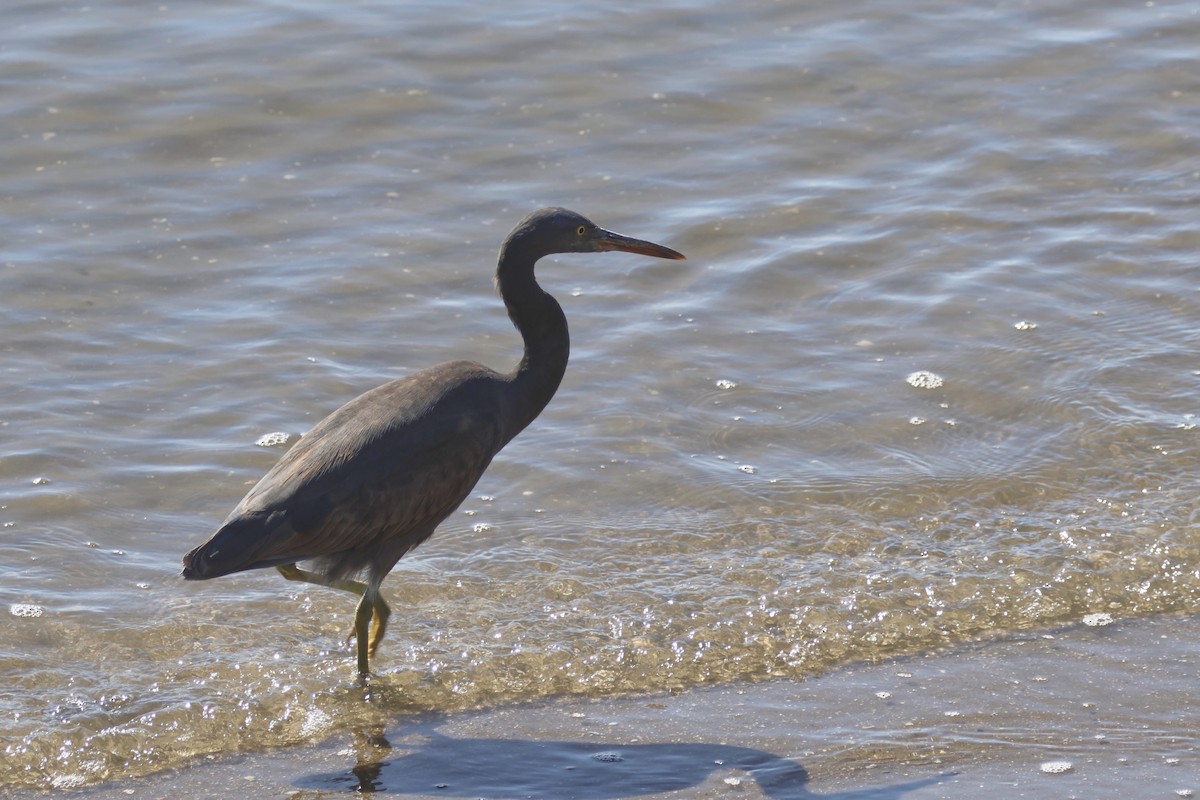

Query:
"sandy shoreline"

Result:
[[67, 614, 1197, 799]]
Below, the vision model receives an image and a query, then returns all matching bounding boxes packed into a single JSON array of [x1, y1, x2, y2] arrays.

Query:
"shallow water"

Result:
[[2, 0, 1199, 791], [70, 616, 1200, 799]]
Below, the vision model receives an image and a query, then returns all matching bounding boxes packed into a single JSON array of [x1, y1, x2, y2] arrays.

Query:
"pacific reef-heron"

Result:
[[181, 207, 685, 677]]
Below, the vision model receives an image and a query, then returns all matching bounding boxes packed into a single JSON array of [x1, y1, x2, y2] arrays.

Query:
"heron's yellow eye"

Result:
[[577, 225, 586, 236]]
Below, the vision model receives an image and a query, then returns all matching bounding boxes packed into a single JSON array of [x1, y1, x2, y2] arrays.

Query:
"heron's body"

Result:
[[182, 207, 684, 678], [187, 362, 512, 583]]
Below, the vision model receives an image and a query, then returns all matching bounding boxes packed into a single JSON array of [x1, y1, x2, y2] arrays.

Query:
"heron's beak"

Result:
[[595, 228, 686, 260]]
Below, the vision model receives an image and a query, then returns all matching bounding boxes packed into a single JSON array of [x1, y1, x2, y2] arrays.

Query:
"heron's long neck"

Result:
[[496, 249, 570, 440]]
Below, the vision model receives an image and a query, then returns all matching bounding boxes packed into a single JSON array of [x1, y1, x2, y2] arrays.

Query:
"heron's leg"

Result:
[[353, 588, 375, 677], [276, 563, 368, 596], [368, 594, 391, 658], [277, 564, 388, 669]]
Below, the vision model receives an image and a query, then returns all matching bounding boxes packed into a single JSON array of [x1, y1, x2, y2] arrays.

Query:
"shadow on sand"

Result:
[[298, 719, 950, 799]]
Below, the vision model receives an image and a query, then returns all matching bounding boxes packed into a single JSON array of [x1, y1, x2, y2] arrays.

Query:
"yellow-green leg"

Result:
[[277, 564, 392, 676], [352, 589, 374, 676], [277, 563, 368, 595]]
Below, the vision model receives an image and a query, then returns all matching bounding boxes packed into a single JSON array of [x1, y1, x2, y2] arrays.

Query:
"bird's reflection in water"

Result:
[[348, 728, 392, 793], [303, 718, 951, 799]]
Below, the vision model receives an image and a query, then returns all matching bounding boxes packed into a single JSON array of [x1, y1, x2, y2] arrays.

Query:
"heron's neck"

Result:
[[496, 250, 570, 440]]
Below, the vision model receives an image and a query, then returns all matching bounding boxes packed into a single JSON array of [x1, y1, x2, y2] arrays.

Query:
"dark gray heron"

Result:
[[181, 207, 685, 678]]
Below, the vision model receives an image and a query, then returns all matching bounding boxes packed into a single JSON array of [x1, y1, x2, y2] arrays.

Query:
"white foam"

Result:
[[255, 432, 291, 447], [906, 370, 944, 389], [9, 603, 43, 618], [1040, 760, 1073, 774]]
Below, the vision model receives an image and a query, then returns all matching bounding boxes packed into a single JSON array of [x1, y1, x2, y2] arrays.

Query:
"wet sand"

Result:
[[68, 614, 1197, 799]]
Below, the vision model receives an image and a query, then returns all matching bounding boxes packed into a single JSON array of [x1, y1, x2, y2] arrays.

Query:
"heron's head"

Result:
[[505, 207, 686, 263]]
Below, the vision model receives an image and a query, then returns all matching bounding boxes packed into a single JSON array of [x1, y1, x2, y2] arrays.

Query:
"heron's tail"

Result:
[[180, 539, 226, 580], [181, 514, 293, 580]]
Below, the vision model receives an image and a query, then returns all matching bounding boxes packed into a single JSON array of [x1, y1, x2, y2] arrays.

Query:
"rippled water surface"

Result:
[[2, 0, 1199, 791]]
